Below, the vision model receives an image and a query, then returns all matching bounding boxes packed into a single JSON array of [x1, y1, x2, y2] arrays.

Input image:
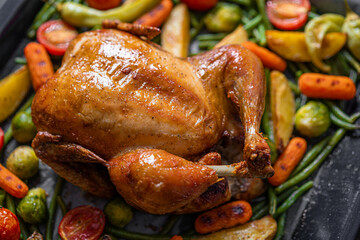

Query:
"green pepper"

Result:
[[17, 188, 47, 224], [204, 3, 242, 33], [305, 14, 344, 72], [11, 108, 37, 143], [295, 101, 331, 138], [6, 146, 39, 179], [58, 0, 161, 28], [342, 0, 360, 61], [104, 197, 133, 228]]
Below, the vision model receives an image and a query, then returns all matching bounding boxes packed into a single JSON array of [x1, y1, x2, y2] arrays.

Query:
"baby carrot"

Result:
[[268, 137, 307, 186], [170, 236, 183, 240], [241, 41, 287, 72], [195, 200, 252, 234], [0, 164, 28, 198], [298, 73, 356, 100], [134, 0, 173, 27], [24, 42, 54, 91]]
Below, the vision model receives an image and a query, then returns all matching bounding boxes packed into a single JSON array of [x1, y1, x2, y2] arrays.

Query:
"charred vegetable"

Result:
[[6, 146, 39, 179], [11, 108, 37, 143], [17, 188, 47, 224], [342, 0, 360, 61], [305, 14, 344, 72], [204, 3, 242, 33], [104, 197, 133, 228], [295, 101, 331, 138]]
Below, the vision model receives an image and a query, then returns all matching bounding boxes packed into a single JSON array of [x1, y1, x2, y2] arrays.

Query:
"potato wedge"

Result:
[[266, 30, 347, 62], [193, 215, 277, 240], [270, 71, 295, 153], [0, 66, 31, 123], [215, 25, 248, 48], [161, 3, 190, 58]]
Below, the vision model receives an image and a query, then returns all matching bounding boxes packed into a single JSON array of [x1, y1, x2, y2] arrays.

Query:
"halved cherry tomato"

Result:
[[0, 207, 21, 240], [36, 20, 78, 56], [266, 0, 311, 30], [58, 205, 105, 240], [86, 0, 122, 10], [180, 0, 218, 11], [0, 128, 4, 151]]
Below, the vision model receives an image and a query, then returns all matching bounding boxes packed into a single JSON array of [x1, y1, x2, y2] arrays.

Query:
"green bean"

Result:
[[105, 226, 170, 240], [274, 181, 313, 218], [290, 136, 331, 177], [274, 213, 286, 240], [288, 81, 300, 96], [256, 0, 272, 30], [159, 215, 180, 235], [248, 9, 259, 19], [300, 95, 307, 107], [243, 14, 263, 31], [295, 70, 303, 79], [250, 205, 269, 221], [275, 128, 346, 193], [268, 186, 277, 216], [223, 0, 251, 7], [277, 186, 298, 204], [15, 57, 27, 65], [252, 200, 267, 213], [6, 195, 29, 239], [197, 33, 227, 41], [342, 50, 360, 74], [297, 63, 310, 73], [198, 41, 218, 50], [307, 63, 320, 73], [190, 19, 205, 40], [295, 98, 301, 111], [337, 52, 351, 76], [56, 196, 68, 216], [266, 138, 277, 164], [325, 100, 352, 123], [258, 24, 266, 46], [350, 112, 360, 122], [0, 189, 5, 206], [330, 112, 359, 130], [308, 11, 320, 20], [287, 62, 298, 75], [190, 12, 200, 29], [46, 177, 65, 240], [253, 28, 261, 44], [241, 15, 250, 24], [349, 68, 358, 83]]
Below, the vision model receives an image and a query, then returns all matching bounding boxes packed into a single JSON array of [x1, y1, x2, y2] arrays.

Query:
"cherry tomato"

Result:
[[58, 205, 105, 240], [266, 0, 311, 30], [0, 128, 4, 151], [180, 0, 218, 11], [86, 0, 122, 10], [36, 20, 78, 56], [0, 207, 21, 240]]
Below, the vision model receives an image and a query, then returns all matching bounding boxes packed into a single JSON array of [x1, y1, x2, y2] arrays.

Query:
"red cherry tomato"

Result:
[[0, 128, 4, 151], [86, 0, 122, 10], [0, 207, 21, 240], [266, 0, 311, 30], [180, 0, 218, 11], [58, 205, 105, 240], [36, 20, 78, 56]]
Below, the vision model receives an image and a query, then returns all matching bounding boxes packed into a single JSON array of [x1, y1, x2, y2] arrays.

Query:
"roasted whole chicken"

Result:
[[32, 28, 273, 214]]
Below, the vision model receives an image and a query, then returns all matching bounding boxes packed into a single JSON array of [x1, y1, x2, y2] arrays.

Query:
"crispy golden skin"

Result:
[[32, 29, 272, 214]]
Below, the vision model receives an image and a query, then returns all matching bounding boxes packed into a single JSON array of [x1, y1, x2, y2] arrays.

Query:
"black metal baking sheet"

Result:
[[0, 0, 360, 239]]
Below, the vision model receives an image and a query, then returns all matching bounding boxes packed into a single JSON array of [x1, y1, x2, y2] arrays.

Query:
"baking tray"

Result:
[[0, 0, 360, 239]]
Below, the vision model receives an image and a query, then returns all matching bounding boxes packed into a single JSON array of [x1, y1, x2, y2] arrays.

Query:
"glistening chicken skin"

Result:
[[31, 29, 273, 214]]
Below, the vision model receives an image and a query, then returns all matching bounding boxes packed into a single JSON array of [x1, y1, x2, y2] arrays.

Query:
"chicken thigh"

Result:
[[32, 29, 273, 214]]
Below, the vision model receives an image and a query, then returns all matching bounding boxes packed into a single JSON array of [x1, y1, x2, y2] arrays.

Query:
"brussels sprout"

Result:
[[11, 108, 37, 143], [295, 101, 331, 137], [17, 188, 47, 224], [6, 146, 39, 179], [204, 3, 242, 33], [104, 197, 133, 228]]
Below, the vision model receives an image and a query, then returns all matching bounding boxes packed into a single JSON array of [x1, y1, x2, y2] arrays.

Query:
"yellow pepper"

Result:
[[0, 66, 31, 123]]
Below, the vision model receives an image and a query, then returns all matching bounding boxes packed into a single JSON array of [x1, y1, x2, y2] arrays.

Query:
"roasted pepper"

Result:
[[0, 66, 31, 123], [58, 0, 161, 27], [305, 14, 344, 72], [342, 0, 360, 60]]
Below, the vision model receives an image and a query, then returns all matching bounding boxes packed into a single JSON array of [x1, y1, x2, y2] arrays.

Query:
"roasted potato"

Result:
[[228, 177, 266, 201], [193, 215, 277, 240], [0, 66, 31, 123], [266, 30, 347, 62], [215, 25, 248, 48], [270, 71, 295, 153], [161, 3, 190, 58]]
